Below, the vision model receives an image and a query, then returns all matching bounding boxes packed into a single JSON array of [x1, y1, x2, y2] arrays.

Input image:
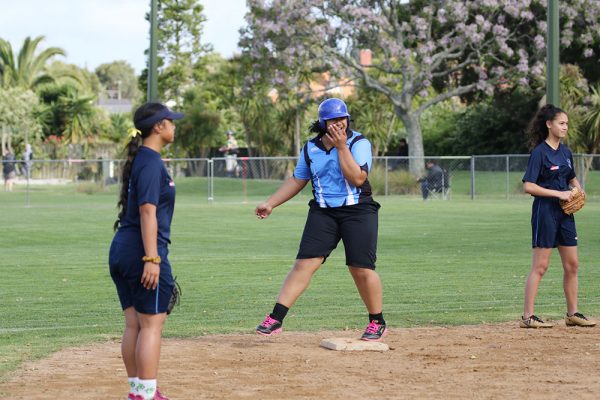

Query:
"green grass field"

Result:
[[1, 179, 600, 381]]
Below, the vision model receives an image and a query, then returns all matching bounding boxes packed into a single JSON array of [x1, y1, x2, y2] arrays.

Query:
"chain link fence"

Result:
[[2, 154, 599, 204]]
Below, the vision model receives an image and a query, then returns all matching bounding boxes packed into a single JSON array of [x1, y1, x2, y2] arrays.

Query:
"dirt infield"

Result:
[[2, 322, 599, 399]]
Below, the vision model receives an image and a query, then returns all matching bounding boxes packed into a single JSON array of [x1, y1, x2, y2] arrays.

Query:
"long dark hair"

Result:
[[527, 104, 566, 151], [113, 102, 165, 231], [309, 118, 353, 137]]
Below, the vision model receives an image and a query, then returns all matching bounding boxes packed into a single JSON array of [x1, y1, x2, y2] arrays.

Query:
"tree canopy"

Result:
[[95, 61, 141, 100], [241, 0, 600, 174], [0, 36, 65, 89]]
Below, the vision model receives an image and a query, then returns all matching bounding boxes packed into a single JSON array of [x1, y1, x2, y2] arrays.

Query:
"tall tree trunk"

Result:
[[1, 125, 6, 154], [1, 125, 13, 153], [294, 110, 301, 157], [396, 108, 425, 176], [244, 128, 253, 157]]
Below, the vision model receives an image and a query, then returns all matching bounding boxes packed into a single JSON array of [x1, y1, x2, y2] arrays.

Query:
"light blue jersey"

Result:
[[294, 130, 373, 207]]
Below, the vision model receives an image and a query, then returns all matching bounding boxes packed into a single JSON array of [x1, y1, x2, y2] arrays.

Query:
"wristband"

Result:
[[142, 255, 161, 264]]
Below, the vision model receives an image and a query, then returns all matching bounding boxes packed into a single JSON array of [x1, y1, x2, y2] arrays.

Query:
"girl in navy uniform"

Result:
[[109, 103, 183, 399], [521, 104, 595, 328], [255, 98, 387, 341]]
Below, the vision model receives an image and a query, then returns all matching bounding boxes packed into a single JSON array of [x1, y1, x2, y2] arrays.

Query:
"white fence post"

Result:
[[208, 159, 214, 202], [470, 156, 475, 200]]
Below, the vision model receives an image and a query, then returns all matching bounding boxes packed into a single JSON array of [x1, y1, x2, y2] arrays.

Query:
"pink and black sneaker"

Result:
[[360, 320, 388, 341], [256, 314, 283, 336], [127, 388, 168, 400], [153, 388, 169, 400]]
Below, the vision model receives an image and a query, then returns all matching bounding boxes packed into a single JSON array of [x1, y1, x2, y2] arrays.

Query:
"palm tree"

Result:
[[582, 84, 600, 155], [574, 83, 600, 184], [0, 36, 65, 89], [59, 88, 96, 144], [36, 82, 99, 145], [107, 113, 133, 143], [559, 64, 588, 151], [555, 65, 600, 185]]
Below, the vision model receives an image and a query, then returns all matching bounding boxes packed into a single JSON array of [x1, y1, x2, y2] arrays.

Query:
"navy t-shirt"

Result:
[[115, 146, 176, 247], [522, 141, 576, 191]]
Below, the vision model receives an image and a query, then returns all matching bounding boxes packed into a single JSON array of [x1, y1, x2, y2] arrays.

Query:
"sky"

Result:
[[0, 0, 248, 74]]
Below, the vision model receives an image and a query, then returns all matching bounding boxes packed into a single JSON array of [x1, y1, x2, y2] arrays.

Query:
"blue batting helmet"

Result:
[[318, 98, 350, 129]]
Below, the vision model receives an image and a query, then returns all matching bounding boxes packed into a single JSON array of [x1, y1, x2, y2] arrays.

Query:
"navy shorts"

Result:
[[109, 240, 175, 314], [296, 200, 380, 269], [531, 198, 577, 248]]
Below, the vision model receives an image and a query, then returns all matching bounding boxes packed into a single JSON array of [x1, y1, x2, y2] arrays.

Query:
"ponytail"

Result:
[[113, 134, 143, 230], [527, 104, 566, 151], [309, 120, 326, 135]]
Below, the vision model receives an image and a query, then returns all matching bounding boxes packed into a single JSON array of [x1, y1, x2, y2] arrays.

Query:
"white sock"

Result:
[[128, 377, 138, 394], [136, 379, 157, 400]]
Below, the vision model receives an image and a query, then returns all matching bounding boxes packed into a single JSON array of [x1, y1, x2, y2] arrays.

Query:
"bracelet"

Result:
[[142, 255, 161, 264]]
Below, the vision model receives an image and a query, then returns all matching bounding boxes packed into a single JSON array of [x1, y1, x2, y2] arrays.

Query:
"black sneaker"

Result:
[[565, 312, 597, 327], [256, 314, 283, 336], [519, 315, 553, 328], [361, 320, 388, 341]]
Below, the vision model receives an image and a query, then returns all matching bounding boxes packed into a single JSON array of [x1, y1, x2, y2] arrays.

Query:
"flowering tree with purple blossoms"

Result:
[[240, 2, 341, 157], [241, 0, 600, 175]]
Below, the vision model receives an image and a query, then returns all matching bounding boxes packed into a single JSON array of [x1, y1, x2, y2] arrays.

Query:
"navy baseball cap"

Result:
[[135, 104, 184, 130]]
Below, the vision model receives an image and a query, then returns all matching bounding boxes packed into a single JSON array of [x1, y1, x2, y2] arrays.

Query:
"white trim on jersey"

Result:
[[316, 176, 326, 207], [344, 179, 356, 205]]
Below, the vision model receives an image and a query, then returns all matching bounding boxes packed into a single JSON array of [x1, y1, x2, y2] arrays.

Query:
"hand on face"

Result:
[[325, 118, 347, 149]]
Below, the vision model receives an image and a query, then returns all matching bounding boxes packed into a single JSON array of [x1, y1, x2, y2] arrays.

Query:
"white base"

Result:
[[320, 337, 389, 351]]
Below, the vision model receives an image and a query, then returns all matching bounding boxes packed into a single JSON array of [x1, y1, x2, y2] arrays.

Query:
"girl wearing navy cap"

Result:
[[109, 102, 183, 400], [520, 104, 596, 329], [255, 98, 387, 342]]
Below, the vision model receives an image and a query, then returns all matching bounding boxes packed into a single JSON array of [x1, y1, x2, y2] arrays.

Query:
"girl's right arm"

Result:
[[255, 177, 309, 219], [523, 182, 573, 202]]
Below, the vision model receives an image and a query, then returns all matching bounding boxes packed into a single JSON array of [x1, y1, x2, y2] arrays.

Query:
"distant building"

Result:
[[96, 89, 134, 114], [269, 49, 373, 102], [97, 98, 134, 114]]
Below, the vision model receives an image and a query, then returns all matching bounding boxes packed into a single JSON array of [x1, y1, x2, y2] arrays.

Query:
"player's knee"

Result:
[[563, 261, 579, 275], [348, 265, 377, 281], [125, 319, 140, 330], [293, 258, 322, 273], [532, 263, 550, 276]]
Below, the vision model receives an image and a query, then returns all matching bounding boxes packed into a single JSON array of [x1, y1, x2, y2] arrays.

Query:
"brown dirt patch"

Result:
[[2, 322, 599, 399]]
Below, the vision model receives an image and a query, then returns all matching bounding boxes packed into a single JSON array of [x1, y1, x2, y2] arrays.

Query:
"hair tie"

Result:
[[128, 127, 142, 138]]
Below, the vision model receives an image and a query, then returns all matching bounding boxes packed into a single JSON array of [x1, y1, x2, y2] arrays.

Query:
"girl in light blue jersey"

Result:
[[255, 98, 387, 342]]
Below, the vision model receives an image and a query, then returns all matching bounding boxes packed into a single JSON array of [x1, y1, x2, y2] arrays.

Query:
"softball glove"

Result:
[[167, 277, 181, 315], [560, 187, 585, 215]]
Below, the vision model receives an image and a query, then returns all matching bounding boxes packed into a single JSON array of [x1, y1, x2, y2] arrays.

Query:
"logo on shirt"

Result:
[[310, 147, 320, 153], [550, 165, 559, 171], [169, 181, 175, 187]]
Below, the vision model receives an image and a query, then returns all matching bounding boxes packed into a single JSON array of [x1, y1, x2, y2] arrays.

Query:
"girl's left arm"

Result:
[[569, 177, 584, 193], [140, 203, 160, 290]]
